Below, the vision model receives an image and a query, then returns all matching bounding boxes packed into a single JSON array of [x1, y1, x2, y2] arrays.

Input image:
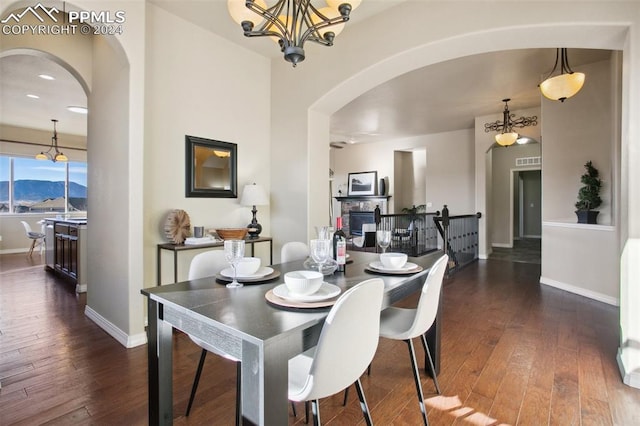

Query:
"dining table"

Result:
[[142, 249, 444, 425]]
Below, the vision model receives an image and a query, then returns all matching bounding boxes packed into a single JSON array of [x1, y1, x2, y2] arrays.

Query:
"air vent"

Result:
[[516, 156, 541, 167]]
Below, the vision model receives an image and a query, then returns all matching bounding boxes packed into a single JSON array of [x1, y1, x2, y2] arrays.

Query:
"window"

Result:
[[0, 156, 87, 214]]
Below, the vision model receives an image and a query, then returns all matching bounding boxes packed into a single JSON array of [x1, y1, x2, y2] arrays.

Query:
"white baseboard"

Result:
[[75, 283, 87, 293], [84, 305, 148, 348], [617, 347, 640, 389], [492, 243, 513, 248], [539, 276, 619, 306]]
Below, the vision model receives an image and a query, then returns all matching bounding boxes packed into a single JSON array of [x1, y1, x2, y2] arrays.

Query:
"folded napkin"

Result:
[[184, 236, 218, 245]]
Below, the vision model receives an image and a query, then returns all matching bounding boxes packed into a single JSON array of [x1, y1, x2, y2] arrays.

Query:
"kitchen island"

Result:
[[44, 217, 88, 293]]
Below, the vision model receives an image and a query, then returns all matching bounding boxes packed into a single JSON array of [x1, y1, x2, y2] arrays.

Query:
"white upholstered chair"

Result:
[[288, 278, 385, 425], [21, 221, 45, 257], [378, 254, 449, 425], [186, 250, 297, 423], [281, 241, 309, 263], [185, 250, 242, 421]]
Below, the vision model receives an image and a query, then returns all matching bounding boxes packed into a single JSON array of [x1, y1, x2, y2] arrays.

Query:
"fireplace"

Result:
[[334, 195, 390, 236], [349, 211, 375, 236]]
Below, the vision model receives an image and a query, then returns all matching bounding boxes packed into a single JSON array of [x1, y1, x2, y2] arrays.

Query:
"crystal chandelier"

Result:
[[539, 48, 586, 102], [227, 0, 361, 67], [35, 119, 68, 162], [484, 99, 538, 147]]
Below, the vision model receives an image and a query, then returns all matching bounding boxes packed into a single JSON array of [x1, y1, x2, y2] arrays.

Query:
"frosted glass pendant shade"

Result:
[[228, 0, 266, 26], [35, 152, 48, 160], [495, 132, 518, 147], [540, 72, 585, 102]]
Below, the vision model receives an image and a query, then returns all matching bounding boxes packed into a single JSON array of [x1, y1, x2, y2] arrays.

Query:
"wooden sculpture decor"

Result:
[[164, 209, 191, 244]]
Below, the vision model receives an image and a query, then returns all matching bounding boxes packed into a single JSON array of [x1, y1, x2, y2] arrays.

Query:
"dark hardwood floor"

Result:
[[1, 252, 639, 425]]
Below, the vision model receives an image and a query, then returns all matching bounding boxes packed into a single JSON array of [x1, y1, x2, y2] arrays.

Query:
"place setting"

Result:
[[364, 230, 423, 275], [215, 240, 280, 286], [266, 270, 342, 310]]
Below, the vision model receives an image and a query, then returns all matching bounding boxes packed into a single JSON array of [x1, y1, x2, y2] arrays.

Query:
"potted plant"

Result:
[[575, 161, 602, 224]]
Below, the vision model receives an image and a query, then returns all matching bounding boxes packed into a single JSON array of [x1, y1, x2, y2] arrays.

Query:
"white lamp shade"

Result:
[[227, 0, 266, 26], [241, 184, 269, 206], [540, 72, 585, 101], [326, 0, 362, 11], [495, 132, 518, 147]]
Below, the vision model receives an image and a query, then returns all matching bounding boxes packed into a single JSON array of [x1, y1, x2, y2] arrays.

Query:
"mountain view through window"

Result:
[[0, 156, 87, 214]]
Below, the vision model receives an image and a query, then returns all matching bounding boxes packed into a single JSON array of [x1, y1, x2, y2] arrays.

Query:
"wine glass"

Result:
[[224, 239, 245, 288], [376, 230, 392, 253], [310, 239, 330, 274]]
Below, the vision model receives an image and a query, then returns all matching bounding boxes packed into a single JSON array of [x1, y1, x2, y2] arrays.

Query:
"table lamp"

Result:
[[240, 183, 269, 238]]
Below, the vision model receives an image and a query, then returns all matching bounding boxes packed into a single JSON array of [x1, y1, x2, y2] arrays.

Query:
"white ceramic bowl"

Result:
[[235, 257, 261, 276], [284, 270, 323, 296], [380, 252, 408, 269]]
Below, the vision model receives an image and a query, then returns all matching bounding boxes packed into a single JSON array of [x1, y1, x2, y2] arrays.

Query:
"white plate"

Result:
[[221, 266, 274, 279], [368, 261, 419, 272], [272, 283, 341, 302]]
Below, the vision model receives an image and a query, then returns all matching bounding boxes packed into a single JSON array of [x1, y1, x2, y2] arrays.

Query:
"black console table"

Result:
[[156, 236, 273, 285]]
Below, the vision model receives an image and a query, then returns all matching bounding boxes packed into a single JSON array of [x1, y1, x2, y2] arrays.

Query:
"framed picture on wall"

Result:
[[347, 171, 377, 196]]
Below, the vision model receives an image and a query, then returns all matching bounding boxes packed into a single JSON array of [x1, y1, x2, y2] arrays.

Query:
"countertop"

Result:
[[46, 217, 88, 225]]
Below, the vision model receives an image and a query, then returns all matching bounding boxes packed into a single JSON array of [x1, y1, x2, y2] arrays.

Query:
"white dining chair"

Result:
[[21, 221, 45, 257], [185, 250, 298, 423], [378, 253, 449, 425], [185, 250, 242, 421], [281, 241, 309, 263], [288, 278, 384, 426]]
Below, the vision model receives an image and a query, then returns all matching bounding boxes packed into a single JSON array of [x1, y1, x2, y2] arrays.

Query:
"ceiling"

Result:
[[0, 1, 612, 144], [0, 54, 87, 136]]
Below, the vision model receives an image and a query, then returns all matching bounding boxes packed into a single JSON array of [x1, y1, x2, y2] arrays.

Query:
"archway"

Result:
[[0, 1, 140, 346], [301, 22, 633, 386]]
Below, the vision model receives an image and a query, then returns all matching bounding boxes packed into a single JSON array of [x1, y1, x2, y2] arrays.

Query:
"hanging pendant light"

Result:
[[35, 119, 67, 162], [484, 99, 538, 147], [539, 48, 586, 102], [227, 0, 361, 67]]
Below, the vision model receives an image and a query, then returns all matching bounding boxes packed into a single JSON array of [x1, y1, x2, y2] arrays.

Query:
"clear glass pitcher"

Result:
[[315, 225, 330, 240]]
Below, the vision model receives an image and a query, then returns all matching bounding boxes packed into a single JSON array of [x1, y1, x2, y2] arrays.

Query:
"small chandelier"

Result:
[[35, 119, 68, 162], [227, 0, 361, 67], [539, 48, 586, 102], [484, 99, 538, 147]]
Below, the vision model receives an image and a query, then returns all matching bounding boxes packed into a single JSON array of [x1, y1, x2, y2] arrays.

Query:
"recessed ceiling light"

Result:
[[67, 106, 88, 114], [27, 94, 40, 99], [39, 74, 55, 80]]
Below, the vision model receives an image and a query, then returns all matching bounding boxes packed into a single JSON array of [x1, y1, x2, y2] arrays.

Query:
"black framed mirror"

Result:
[[185, 135, 237, 198]]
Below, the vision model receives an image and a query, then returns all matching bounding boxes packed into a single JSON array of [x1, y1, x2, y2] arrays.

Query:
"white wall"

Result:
[[540, 57, 620, 304], [330, 129, 475, 217], [144, 5, 271, 285], [543, 59, 616, 224]]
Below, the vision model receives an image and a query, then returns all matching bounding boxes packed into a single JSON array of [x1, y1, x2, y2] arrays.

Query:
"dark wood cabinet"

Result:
[[54, 223, 78, 282]]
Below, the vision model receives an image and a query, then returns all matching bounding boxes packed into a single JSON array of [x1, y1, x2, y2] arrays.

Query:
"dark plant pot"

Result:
[[576, 210, 599, 224]]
